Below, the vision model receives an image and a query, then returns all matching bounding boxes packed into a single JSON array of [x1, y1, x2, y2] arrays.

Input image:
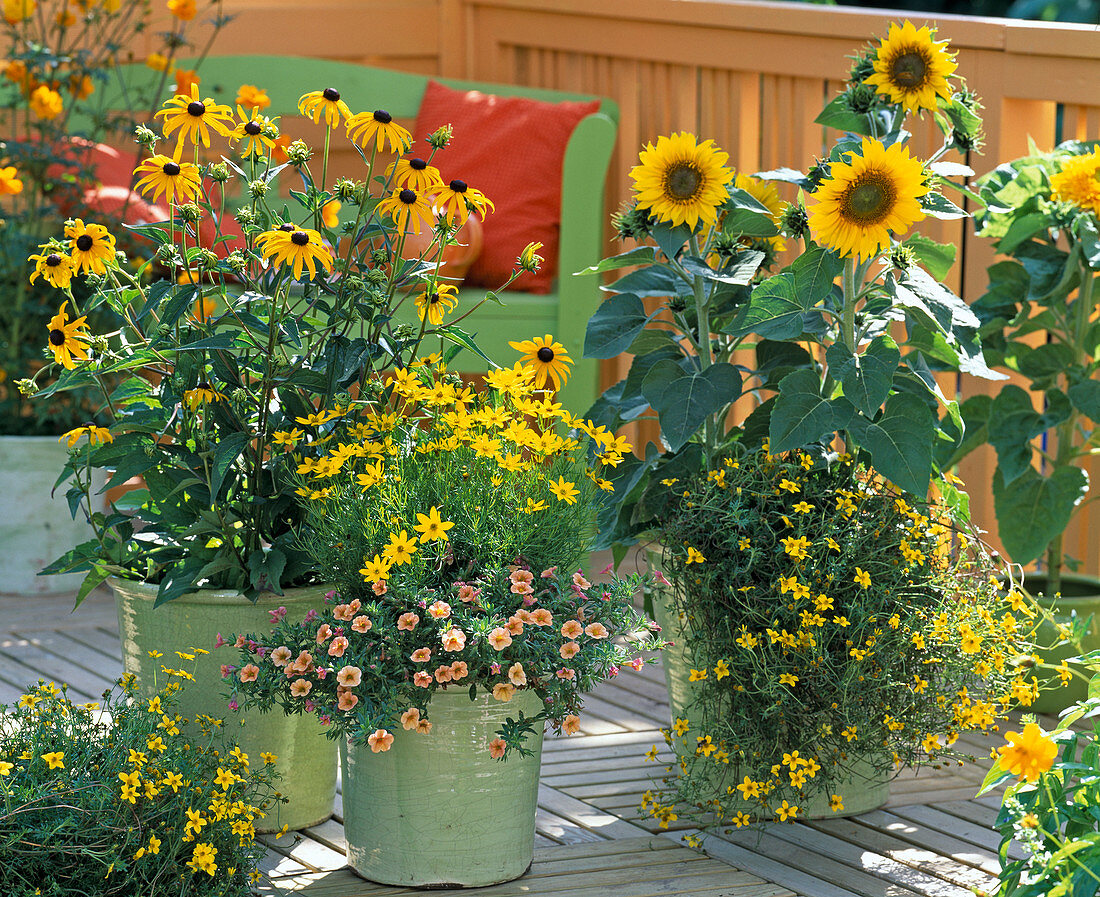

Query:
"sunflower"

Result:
[[29, 247, 76, 289], [1051, 149, 1100, 217], [630, 132, 733, 231], [231, 105, 277, 158], [436, 179, 494, 225], [734, 172, 787, 255], [45, 301, 92, 369], [346, 109, 411, 154], [864, 20, 957, 115], [298, 88, 352, 129], [134, 154, 203, 205], [65, 219, 116, 275], [388, 157, 443, 194], [414, 283, 459, 326], [377, 187, 436, 235], [508, 335, 573, 391], [155, 83, 235, 150], [256, 227, 334, 281], [806, 138, 928, 261]]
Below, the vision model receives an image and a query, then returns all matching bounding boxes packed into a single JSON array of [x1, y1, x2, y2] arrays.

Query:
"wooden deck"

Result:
[[0, 586, 1036, 897]]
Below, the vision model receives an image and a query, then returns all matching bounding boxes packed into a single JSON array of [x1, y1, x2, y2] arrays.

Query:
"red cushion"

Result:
[[412, 80, 599, 294]]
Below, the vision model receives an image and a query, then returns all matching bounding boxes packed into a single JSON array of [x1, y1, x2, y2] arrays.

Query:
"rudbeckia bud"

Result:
[[333, 178, 362, 203], [92, 334, 110, 352], [176, 203, 203, 223], [365, 268, 387, 286], [234, 207, 257, 228], [207, 162, 230, 183], [198, 249, 219, 270], [287, 140, 312, 166], [341, 274, 365, 293], [394, 324, 416, 340], [134, 124, 158, 148], [225, 251, 247, 273], [15, 378, 34, 396], [83, 272, 104, 290], [370, 249, 389, 267], [517, 241, 543, 273], [427, 124, 452, 149], [230, 388, 249, 409], [247, 179, 268, 199], [155, 244, 179, 263]]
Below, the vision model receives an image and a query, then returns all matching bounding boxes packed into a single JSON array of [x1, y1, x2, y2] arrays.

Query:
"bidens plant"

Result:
[[227, 364, 659, 756]]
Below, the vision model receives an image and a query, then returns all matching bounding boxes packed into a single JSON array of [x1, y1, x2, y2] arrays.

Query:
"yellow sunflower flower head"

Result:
[[1051, 148, 1100, 217], [629, 132, 734, 231], [864, 20, 958, 115]]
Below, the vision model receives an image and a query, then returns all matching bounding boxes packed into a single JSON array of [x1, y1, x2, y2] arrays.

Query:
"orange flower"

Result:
[[410, 648, 432, 663], [506, 616, 525, 636], [488, 738, 507, 759], [236, 84, 271, 111], [999, 723, 1058, 782], [508, 663, 527, 686], [560, 641, 580, 660], [416, 719, 432, 735], [327, 636, 348, 658], [338, 690, 359, 711], [427, 601, 451, 620], [529, 609, 553, 627], [492, 683, 515, 702], [434, 665, 454, 684], [441, 628, 466, 652], [556, 668, 576, 680], [167, 0, 196, 20], [367, 729, 394, 753], [401, 708, 421, 730], [563, 715, 581, 735], [449, 661, 468, 681], [174, 68, 200, 96], [488, 627, 513, 651], [413, 671, 432, 688], [238, 664, 259, 682], [560, 620, 582, 639], [336, 666, 361, 688], [290, 651, 314, 673], [289, 678, 311, 697], [398, 612, 419, 631], [584, 622, 609, 640], [351, 615, 372, 633]]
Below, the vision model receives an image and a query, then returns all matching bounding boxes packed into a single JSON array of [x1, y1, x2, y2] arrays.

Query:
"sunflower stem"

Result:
[[840, 256, 859, 457], [688, 234, 717, 459]]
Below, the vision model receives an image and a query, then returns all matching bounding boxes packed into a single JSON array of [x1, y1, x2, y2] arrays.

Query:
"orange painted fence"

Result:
[[204, 0, 1100, 571]]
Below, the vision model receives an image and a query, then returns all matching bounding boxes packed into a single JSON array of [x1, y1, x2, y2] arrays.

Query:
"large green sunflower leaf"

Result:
[[641, 361, 742, 452], [847, 392, 934, 495], [994, 465, 1089, 565], [826, 335, 900, 417]]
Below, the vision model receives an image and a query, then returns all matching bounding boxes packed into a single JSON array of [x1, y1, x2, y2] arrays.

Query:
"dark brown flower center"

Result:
[[536, 347, 554, 363], [291, 231, 310, 246], [410, 158, 427, 170], [187, 100, 206, 117], [244, 121, 262, 135], [399, 188, 417, 205], [666, 163, 703, 201], [197, 381, 212, 390], [449, 179, 467, 193], [162, 161, 181, 177], [278, 223, 295, 232], [428, 292, 440, 304], [842, 174, 895, 224], [46, 253, 62, 266], [75, 235, 93, 251], [49, 328, 66, 346], [373, 109, 392, 123], [890, 50, 929, 88], [323, 88, 340, 101]]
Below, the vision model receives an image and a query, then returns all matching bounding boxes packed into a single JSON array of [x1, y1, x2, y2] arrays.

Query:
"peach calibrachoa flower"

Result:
[[290, 651, 314, 673], [410, 648, 432, 663], [506, 616, 525, 636], [488, 627, 513, 650], [238, 664, 259, 682], [449, 661, 469, 681], [488, 737, 507, 758], [530, 609, 553, 627], [401, 708, 421, 730], [416, 718, 433, 735], [351, 615, 372, 633], [328, 636, 349, 658], [561, 620, 582, 639], [337, 690, 358, 711], [427, 600, 451, 620], [457, 584, 481, 603], [556, 668, 576, 680], [397, 612, 419, 631], [562, 715, 581, 735], [584, 622, 609, 640], [413, 671, 433, 688], [333, 599, 361, 621], [441, 628, 466, 652], [492, 683, 515, 702], [336, 666, 362, 688], [572, 571, 591, 590], [289, 678, 312, 697], [435, 665, 454, 684], [367, 729, 394, 753], [560, 641, 580, 660], [508, 663, 527, 686]]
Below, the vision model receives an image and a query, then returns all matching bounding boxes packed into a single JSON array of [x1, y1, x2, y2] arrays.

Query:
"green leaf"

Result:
[[790, 245, 843, 306], [640, 361, 742, 452], [73, 566, 113, 611], [576, 246, 657, 275], [993, 464, 1089, 564], [754, 167, 812, 190], [584, 293, 655, 360], [210, 430, 250, 500], [988, 385, 1070, 484], [682, 251, 764, 286], [604, 265, 683, 298], [814, 93, 881, 134], [248, 547, 287, 595], [893, 267, 980, 332], [1069, 379, 1100, 421], [825, 335, 900, 417], [849, 393, 935, 495], [920, 191, 967, 220], [899, 233, 957, 282], [726, 272, 808, 340], [438, 327, 495, 368], [768, 369, 837, 453]]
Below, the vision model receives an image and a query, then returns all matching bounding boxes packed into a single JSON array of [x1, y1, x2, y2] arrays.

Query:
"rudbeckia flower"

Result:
[[45, 301, 92, 369], [64, 219, 116, 275], [155, 83, 235, 150], [387, 156, 443, 193], [256, 226, 334, 281], [28, 248, 76, 289], [436, 179, 494, 225], [134, 154, 202, 205], [231, 105, 277, 158], [59, 424, 112, 448], [376, 187, 436, 235], [413, 283, 458, 326], [182, 382, 226, 411], [346, 109, 411, 153], [298, 87, 352, 129], [508, 334, 573, 391]]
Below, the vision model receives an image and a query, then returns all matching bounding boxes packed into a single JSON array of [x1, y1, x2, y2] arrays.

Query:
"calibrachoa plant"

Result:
[[640, 444, 1040, 829], [0, 666, 278, 895], [226, 364, 660, 756], [27, 72, 537, 604]]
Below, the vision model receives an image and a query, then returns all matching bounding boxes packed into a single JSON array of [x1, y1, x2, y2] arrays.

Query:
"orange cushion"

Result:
[[413, 80, 599, 294]]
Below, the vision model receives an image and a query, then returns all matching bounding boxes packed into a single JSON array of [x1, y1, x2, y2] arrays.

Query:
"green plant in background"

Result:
[[949, 141, 1100, 593], [29, 76, 530, 605], [582, 21, 997, 556], [0, 669, 278, 895], [0, 0, 225, 434]]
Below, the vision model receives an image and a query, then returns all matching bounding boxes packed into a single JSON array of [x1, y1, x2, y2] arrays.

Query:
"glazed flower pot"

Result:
[[0, 436, 105, 596], [110, 577, 338, 832], [341, 686, 544, 887], [1025, 573, 1100, 715], [652, 579, 890, 819]]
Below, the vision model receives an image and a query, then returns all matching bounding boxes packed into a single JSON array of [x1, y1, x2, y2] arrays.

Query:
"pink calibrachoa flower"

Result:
[[325, 589, 338, 602], [214, 632, 227, 649], [303, 609, 319, 623], [563, 714, 581, 735], [629, 657, 645, 671], [584, 622, 609, 640], [506, 616, 525, 636], [488, 737, 507, 759], [530, 608, 553, 626], [522, 594, 537, 607], [434, 665, 454, 683], [490, 662, 501, 675], [328, 636, 349, 658], [268, 606, 287, 624], [427, 600, 451, 620], [572, 571, 591, 590], [560, 641, 580, 660], [410, 648, 432, 663], [561, 620, 582, 639], [304, 699, 316, 713], [488, 627, 513, 650], [234, 635, 248, 648], [556, 668, 576, 680], [239, 664, 260, 682], [320, 713, 333, 725], [457, 583, 481, 603], [508, 662, 527, 686], [653, 570, 670, 587], [492, 682, 515, 702], [337, 690, 359, 711], [599, 561, 614, 576], [270, 646, 292, 668], [541, 566, 558, 578], [228, 698, 239, 711], [315, 623, 333, 644], [316, 667, 329, 680], [397, 612, 419, 631], [337, 666, 362, 688], [290, 678, 312, 697], [367, 729, 394, 753], [351, 615, 372, 633], [449, 661, 469, 681], [401, 708, 421, 730], [441, 628, 466, 652], [413, 671, 433, 687], [221, 664, 235, 678]]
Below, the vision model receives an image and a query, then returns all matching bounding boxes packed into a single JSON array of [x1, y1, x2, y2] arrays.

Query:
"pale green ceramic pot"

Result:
[[110, 577, 338, 832], [341, 687, 544, 887], [1026, 573, 1100, 715], [652, 577, 890, 818]]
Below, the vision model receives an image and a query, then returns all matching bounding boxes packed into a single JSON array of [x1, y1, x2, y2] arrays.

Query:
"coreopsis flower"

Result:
[[999, 722, 1058, 782], [413, 506, 454, 542], [29, 85, 63, 120], [45, 301, 92, 369], [548, 476, 579, 505], [0, 165, 23, 195], [298, 87, 352, 129], [134, 155, 202, 205], [376, 187, 436, 235], [28, 248, 76, 290], [629, 132, 733, 230], [3, 0, 35, 24], [231, 106, 277, 158], [435, 179, 494, 224], [155, 84, 235, 150], [346, 108, 411, 153], [59, 424, 112, 448], [235, 84, 270, 110], [864, 21, 957, 115], [256, 227, 334, 281], [508, 334, 572, 391], [388, 157, 443, 193], [65, 219, 116, 275], [806, 137, 928, 261], [145, 52, 170, 72], [413, 283, 458, 326]]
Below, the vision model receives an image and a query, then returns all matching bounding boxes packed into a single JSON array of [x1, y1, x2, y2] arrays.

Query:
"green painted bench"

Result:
[[108, 56, 618, 413]]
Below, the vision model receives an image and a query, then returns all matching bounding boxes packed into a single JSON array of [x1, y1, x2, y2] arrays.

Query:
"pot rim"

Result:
[[108, 575, 332, 607]]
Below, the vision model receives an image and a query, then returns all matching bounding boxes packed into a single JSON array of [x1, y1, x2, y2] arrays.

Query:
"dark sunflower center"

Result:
[[373, 109, 392, 123], [842, 174, 895, 224], [187, 100, 206, 117], [666, 163, 703, 201], [290, 231, 310, 246], [399, 188, 417, 205], [536, 347, 554, 363], [323, 88, 340, 101], [75, 235, 93, 251], [49, 328, 66, 346], [46, 253, 62, 266], [162, 161, 181, 177], [244, 121, 262, 135], [449, 179, 467, 193], [890, 50, 928, 88], [410, 158, 427, 171]]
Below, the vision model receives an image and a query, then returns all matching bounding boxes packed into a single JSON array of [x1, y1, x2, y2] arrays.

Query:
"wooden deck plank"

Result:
[[886, 804, 1024, 862]]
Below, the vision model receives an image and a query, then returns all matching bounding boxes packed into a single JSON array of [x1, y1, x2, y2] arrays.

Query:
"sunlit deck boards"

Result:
[[1, 587, 1033, 897]]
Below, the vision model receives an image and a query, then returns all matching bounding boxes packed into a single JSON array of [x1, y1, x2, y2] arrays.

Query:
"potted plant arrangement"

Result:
[[581, 21, 1039, 823], [0, 0, 222, 594], [27, 76, 526, 828], [227, 360, 660, 887], [0, 665, 278, 894], [952, 141, 1100, 709]]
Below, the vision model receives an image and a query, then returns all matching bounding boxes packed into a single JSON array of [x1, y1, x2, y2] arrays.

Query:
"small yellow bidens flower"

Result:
[[853, 567, 872, 588], [685, 547, 705, 565], [29, 85, 63, 120], [688, 668, 708, 682], [40, 751, 65, 770]]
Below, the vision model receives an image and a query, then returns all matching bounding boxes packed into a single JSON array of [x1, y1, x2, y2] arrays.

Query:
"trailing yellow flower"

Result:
[[629, 132, 734, 230], [998, 722, 1057, 782], [864, 20, 957, 115]]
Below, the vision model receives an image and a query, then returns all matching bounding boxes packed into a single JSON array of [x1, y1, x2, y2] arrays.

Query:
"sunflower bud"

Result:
[[611, 202, 654, 241], [287, 140, 312, 166], [845, 84, 878, 115], [888, 244, 916, 273], [780, 202, 809, 240], [806, 160, 830, 190], [668, 295, 688, 313], [427, 125, 452, 150], [848, 50, 876, 85]]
